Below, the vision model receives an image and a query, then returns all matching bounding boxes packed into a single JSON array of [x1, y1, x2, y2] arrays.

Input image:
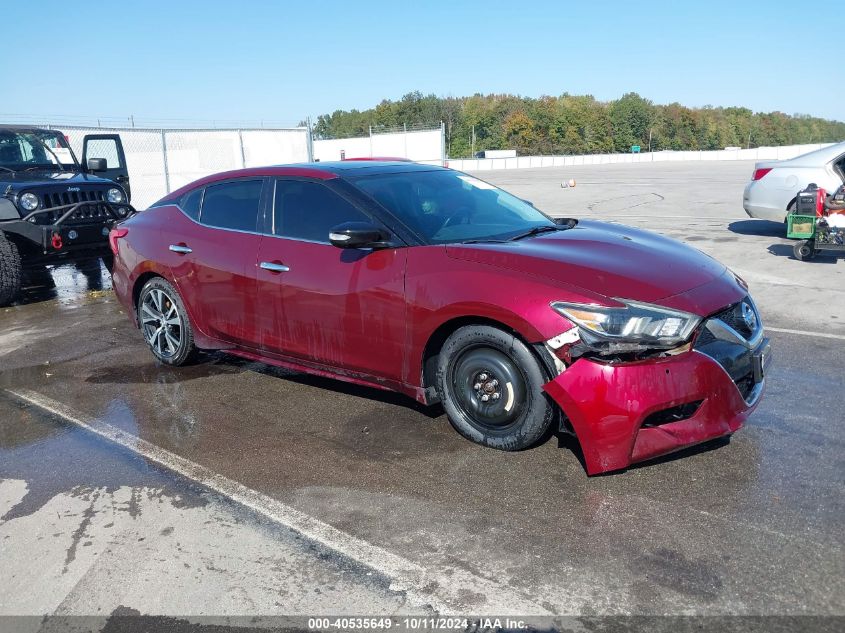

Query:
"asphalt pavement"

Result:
[[0, 161, 842, 631]]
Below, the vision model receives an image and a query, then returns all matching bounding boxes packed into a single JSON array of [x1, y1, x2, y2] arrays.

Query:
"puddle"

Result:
[[14, 258, 112, 307], [0, 393, 207, 522]]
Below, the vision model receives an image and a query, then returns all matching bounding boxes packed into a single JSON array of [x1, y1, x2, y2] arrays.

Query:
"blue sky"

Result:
[[2, 0, 842, 126]]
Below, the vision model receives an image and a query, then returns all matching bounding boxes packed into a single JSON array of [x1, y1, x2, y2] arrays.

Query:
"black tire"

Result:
[[137, 277, 199, 366], [0, 231, 22, 307], [435, 325, 554, 451], [793, 240, 816, 261]]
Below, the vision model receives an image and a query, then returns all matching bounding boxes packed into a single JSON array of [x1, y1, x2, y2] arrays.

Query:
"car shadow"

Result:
[[728, 219, 785, 237], [217, 353, 446, 420], [576, 435, 733, 477], [766, 242, 839, 263]]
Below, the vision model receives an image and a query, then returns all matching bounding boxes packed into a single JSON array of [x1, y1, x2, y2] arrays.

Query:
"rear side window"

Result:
[[274, 180, 369, 242], [200, 179, 262, 232], [180, 188, 203, 221]]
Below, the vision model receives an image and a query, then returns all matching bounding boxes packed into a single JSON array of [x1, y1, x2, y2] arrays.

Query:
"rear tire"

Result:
[[137, 277, 199, 366], [435, 325, 554, 451], [793, 240, 816, 261], [0, 231, 22, 307]]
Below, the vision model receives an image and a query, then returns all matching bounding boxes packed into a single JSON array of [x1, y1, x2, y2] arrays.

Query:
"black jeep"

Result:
[[0, 126, 134, 305]]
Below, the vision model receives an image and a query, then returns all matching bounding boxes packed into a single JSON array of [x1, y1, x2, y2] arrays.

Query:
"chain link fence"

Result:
[[49, 126, 311, 209]]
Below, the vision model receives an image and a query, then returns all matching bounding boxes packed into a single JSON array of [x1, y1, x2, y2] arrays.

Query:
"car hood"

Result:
[[445, 220, 730, 310], [1, 171, 116, 193]]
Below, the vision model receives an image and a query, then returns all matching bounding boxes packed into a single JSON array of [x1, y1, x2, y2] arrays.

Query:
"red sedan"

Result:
[[110, 161, 771, 474]]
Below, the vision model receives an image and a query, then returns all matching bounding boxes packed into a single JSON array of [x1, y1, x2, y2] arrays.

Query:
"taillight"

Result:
[[752, 168, 772, 181], [109, 227, 128, 255]]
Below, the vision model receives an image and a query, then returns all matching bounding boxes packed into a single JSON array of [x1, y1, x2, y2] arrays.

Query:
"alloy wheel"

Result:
[[140, 288, 183, 358]]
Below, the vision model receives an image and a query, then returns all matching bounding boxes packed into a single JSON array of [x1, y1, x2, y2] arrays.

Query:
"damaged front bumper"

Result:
[[542, 340, 770, 475]]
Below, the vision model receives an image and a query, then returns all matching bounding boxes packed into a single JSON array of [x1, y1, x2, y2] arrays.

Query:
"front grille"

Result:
[[710, 301, 754, 339], [694, 296, 762, 402], [35, 189, 110, 225]]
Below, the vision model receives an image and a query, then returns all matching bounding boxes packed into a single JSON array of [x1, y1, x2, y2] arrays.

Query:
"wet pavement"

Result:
[[0, 386, 413, 627], [1, 162, 843, 622]]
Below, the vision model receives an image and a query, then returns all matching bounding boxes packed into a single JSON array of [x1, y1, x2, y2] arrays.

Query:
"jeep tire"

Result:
[[0, 231, 22, 307]]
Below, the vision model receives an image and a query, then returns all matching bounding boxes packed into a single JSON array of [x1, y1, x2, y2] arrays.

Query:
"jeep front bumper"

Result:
[[0, 201, 135, 254]]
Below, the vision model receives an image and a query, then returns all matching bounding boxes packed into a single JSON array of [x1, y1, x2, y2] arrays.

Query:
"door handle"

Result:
[[259, 261, 290, 273], [169, 244, 192, 254]]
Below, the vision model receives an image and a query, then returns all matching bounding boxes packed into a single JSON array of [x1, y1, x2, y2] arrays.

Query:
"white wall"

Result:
[[312, 129, 443, 163], [444, 143, 835, 172], [60, 126, 310, 209]]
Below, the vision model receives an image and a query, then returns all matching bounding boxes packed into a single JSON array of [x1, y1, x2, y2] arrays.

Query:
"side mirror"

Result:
[[329, 221, 391, 249], [87, 158, 107, 172]]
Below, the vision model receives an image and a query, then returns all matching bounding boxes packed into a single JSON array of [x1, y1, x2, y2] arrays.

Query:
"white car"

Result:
[[743, 142, 845, 221]]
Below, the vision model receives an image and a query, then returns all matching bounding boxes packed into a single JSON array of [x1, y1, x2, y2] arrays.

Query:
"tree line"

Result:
[[312, 92, 845, 157]]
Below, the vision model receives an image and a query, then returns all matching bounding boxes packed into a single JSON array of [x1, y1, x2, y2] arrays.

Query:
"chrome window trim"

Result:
[[168, 198, 346, 246], [164, 177, 400, 248]]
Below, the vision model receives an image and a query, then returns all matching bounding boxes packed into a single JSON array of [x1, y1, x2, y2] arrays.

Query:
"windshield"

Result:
[[352, 169, 556, 244], [0, 129, 78, 172]]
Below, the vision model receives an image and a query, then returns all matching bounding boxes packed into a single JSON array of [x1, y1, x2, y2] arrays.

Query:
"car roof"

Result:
[[305, 160, 441, 174], [766, 141, 845, 167], [161, 161, 444, 202]]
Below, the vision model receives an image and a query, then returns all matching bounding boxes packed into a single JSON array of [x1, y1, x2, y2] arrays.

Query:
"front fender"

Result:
[[404, 246, 579, 386]]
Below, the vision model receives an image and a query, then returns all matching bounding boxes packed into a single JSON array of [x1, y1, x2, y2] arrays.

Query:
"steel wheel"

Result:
[[140, 287, 183, 359], [450, 346, 528, 431], [436, 325, 554, 451]]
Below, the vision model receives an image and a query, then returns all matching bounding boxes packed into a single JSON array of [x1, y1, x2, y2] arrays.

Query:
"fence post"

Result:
[[404, 123, 408, 159], [440, 120, 446, 165], [160, 129, 171, 194], [369, 125, 373, 157], [306, 117, 314, 162], [237, 129, 246, 168]]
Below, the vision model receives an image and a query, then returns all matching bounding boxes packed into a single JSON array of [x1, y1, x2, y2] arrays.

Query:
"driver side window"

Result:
[[273, 179, 370, 243]]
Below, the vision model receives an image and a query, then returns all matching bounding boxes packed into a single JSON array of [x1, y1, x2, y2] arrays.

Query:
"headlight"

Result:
[[19, 192, 40, 211], [551, 299, 701, 352], [107, 188, 125, 204]]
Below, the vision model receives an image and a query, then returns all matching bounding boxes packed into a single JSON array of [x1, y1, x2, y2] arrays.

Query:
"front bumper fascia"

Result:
[[542, 347, 766, 475]]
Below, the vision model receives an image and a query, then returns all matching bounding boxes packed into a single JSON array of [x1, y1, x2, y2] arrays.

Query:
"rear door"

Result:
[[82, 134, 131, 201], [166, 177, 266, 346], [254, 178, 408, 380]]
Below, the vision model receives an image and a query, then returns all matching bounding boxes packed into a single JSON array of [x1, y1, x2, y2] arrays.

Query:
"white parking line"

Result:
[[767, 327, 845, 341], [7, 388, 552, 616]]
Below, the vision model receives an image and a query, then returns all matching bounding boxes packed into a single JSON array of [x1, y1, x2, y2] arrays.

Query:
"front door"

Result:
[[82, 134, 131, 201], [254, 178, 407, 381]]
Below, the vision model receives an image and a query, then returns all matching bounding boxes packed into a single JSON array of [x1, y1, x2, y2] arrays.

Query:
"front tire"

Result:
[[137, 277, 199, 366], [0, 231, 22, 307], [435, 325, 554, 451]]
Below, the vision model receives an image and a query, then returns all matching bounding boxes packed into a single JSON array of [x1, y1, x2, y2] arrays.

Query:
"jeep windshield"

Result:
[[0, 129, 79, 173]]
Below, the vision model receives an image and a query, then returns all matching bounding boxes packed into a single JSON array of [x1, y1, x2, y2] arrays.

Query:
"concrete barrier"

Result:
[[444, 143, 834, 172]]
